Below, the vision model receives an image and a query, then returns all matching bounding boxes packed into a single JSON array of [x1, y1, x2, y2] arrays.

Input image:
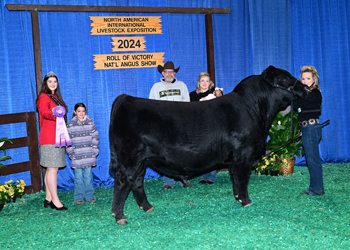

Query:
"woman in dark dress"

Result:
[[189, 72, 217, 184]]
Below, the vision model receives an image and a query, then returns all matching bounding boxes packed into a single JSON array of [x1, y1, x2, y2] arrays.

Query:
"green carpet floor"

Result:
[[1, 164, 349, 249]]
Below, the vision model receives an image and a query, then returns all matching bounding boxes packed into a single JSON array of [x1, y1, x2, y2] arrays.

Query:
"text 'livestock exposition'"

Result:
[[90, 16, 162, 35]]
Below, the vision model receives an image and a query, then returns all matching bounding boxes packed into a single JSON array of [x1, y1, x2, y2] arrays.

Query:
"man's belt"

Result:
[[300, 119, 319, 127]]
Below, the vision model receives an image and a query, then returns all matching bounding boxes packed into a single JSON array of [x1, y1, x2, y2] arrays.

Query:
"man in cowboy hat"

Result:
[[149, 61, 191, 190], [149, 61, 190, 102]]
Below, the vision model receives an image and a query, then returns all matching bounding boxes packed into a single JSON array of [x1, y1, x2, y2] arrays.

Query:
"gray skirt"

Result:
[[40, 144, 66, 168]]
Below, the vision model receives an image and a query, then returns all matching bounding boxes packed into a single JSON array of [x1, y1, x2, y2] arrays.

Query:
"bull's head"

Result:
[[262, 65, 307, 99]]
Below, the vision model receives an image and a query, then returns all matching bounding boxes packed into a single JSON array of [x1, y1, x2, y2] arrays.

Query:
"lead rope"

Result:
[[290, 101, 294, 141]]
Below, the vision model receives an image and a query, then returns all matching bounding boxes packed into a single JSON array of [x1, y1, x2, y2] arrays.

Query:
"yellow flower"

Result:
[[5, 180, 13, 185], [266, 160, 269, 165]]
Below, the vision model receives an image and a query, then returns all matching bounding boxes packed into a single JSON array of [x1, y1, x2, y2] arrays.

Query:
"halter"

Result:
[[271, 79, 299, 98]]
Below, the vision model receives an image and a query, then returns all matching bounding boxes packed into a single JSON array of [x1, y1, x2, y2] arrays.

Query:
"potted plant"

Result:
[[266, 112, 304, 175], [255, 153, 284, 176], [255, 156, 269, 175], [0, 180, 26, 211], [268, 154, 285, 176], [0, 183, 14, 210], [5, 180, 26, 201]]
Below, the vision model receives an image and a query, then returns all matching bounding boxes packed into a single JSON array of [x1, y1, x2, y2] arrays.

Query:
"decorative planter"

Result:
[[277, 157, 296, 175]]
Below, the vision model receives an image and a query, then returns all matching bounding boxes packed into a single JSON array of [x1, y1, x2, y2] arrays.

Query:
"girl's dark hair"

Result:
[[73, 103, 86, 118], [36, 72, 67, 111]]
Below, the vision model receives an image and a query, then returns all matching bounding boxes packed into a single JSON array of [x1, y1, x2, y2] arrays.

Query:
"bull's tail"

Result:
[[109, 94, 128, 175], [109, 144, 120, 176]]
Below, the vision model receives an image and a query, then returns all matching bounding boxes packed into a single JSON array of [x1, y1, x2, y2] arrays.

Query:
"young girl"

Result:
[[66, 103, 99, 204]]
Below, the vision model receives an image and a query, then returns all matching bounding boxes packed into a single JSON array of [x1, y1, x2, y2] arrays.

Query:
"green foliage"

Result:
[[266, 112, 304, 159], [0, 137, 13, 170]]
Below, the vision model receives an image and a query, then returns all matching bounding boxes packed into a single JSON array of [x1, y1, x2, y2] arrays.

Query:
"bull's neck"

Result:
[[239, 86, 283, 133]]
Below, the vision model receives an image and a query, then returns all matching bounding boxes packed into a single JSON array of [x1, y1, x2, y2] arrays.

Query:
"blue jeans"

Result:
[[200, 170, 217, 182], [162, 176, 187, 188], [74, 167, 95, 202], [301, 123, 324, 196]]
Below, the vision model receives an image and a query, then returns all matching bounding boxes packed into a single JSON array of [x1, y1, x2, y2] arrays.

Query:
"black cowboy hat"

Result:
[[157, 61, 180, 74]]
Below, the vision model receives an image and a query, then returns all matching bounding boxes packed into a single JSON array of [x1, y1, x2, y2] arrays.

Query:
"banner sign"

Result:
[[93, 52, 165, 70], [111, 37, 146, 52], [90, 16, 162, 35]]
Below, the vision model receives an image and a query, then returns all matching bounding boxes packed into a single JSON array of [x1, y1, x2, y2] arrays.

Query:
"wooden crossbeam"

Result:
[[6, 4, 230, 14]]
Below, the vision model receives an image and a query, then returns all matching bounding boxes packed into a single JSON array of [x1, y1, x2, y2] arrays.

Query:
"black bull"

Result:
[[109, 65, 307, 224]]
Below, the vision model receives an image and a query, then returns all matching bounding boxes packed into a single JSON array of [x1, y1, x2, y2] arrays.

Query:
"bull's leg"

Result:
[[229, 167, 239, 200], [131, 174, 154, 213], [112, 167, 134, 225], [229, 166, 252, 207]]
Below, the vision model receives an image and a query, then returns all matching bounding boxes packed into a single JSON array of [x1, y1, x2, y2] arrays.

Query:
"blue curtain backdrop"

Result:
[[0, 0, 349, 191]]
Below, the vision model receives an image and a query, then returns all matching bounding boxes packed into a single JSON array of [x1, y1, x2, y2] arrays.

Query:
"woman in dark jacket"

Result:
[[189, 72, 217, 184], [293, 66, 324, 196]]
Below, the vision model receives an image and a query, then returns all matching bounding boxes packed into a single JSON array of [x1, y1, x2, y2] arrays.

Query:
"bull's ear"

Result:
[[262, 65, 277, 85], [264, 65, 276, 75]]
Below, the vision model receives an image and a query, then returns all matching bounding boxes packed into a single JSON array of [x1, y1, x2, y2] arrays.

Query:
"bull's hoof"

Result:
[[146, 207, 154, 213], [238, 199, 252, 207], [234, 195, 239, 200], [116, 218, 129, 225], [113, 213, 128, 224], [140, 205, 154, 212]]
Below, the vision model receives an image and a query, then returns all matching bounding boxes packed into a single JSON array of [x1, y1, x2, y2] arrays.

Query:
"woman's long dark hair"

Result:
[[36, 72, 66, 110]]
